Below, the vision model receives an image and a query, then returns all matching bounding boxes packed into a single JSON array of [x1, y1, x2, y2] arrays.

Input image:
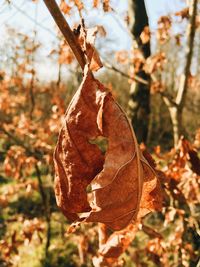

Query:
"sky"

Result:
[[0, 0, 186, 80]]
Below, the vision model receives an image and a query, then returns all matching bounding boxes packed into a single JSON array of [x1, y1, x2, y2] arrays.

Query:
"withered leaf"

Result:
[[179, 137, 200, 176], [140, 26, 150, 44], [99, 224, 138, 259], [54, 67, 162, 230], [60, 0, 71, 15], [54, 69, 105, 221], [92, 223, 138, 266], [175, 8, 189, 19], [77, 26, 103, 71]]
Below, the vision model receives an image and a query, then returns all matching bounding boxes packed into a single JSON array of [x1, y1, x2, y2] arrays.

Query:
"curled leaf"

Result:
[[54, 67, 162, 230]]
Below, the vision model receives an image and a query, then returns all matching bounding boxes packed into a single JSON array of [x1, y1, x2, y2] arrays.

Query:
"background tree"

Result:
[[0, 0, 200, 266], [160, 0, 198, 147], [128, 0, 151, 143]]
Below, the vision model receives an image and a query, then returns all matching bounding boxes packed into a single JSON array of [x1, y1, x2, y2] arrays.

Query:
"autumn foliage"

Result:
[[0, 0, 200, 267]]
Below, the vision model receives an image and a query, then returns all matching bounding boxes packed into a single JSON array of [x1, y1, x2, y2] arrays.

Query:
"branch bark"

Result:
[[128, 0, 151, 144], [0, 126, 43, 160], [35, 163, 51, 257], [43, 0, 86, 70], [103, 61, 149, 85], [175, 0, 198, 108]]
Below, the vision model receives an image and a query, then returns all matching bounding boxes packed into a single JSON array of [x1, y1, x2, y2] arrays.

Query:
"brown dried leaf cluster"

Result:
[[54, 68, 162, 231], [93, 0, 100, 8], [157, 16, 172, 43], [115, 50, 129, 65], [140, 26, 151, 45], [144, 52, 166, 74], [91, 0, 111, 11], [175, 8, 189, 19], [60, 0, 72, 15], [92, 223, 138, 266], [102, 0, 111, 12]]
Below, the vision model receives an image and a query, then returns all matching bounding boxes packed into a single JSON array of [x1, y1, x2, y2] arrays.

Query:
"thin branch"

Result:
[[175, 0, 198, 107], [43, 0, 86, 70], [98, 223, 108, 250], [141, 224, 162, 239], [35, 163, 51, 256], [103, 61, 149, 85], [0, 126, 43, 160], [104, 62, 179, 108], [29, 5, 38, 119], [35, 163, 47, 208], [159, 91, 178, 108]]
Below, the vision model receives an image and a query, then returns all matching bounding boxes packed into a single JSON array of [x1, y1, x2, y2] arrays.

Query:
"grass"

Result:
[[0, 166, 199, 266], [0, 174, 87, 267]]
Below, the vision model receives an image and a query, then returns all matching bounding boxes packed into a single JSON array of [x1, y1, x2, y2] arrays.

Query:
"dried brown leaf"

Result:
[[78, 26, 103, 71], [179, 138, 200, 175], [140, 26, 151, 44], [93, 0, 100, 8], [99, 224, 138, 258], [54, 67, 162, 230], [175, 8, 189, 19], [60, 0, 71, 15]]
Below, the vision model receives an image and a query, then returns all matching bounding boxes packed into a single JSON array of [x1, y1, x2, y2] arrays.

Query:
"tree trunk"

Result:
[[169, 106, 182, 147], [128, 0, 151, 144], [161, 0, 197, 147]]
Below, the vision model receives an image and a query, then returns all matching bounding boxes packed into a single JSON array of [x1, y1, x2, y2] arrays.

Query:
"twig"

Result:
[[104, 62, 179, 106], [98, 223, 108, 250], [29, 4, 38, 119], [103, 61, 148, 85], [159, 91, 178, 107], [43, 0, 86, 70], [35, 163, 51, 257], [0, 126, 43, 160], [141, 224, 162, 239]]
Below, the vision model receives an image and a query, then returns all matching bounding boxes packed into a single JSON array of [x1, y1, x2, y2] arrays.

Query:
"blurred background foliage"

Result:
[[0, 0, 200, 266]]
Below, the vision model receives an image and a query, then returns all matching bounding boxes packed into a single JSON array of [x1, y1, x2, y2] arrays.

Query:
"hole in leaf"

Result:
[[86, 184, 92, 193], [89, 136, 108, 154]]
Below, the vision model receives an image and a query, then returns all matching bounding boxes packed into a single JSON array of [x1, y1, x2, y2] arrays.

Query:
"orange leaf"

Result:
[[60, 0, 71, 15], [140, 26, 150, 44], [93, 0, 99, 8]]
